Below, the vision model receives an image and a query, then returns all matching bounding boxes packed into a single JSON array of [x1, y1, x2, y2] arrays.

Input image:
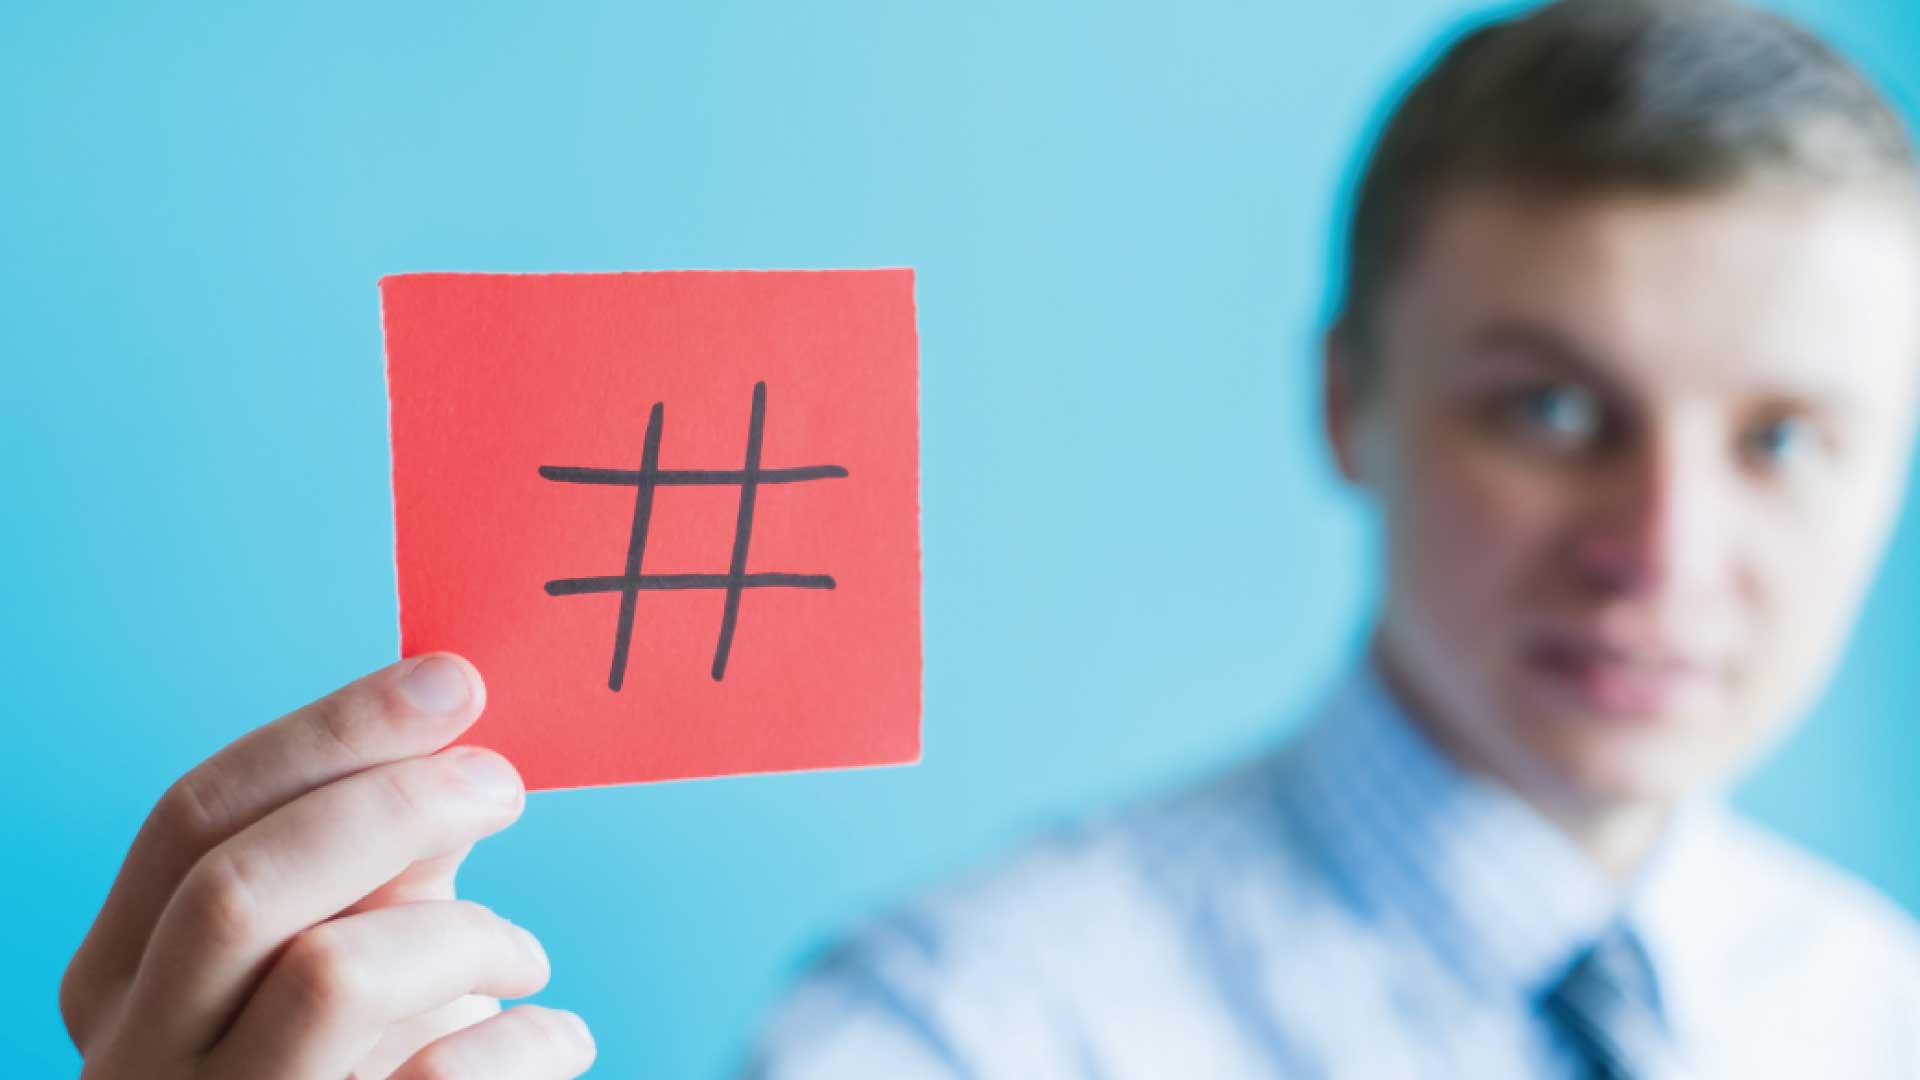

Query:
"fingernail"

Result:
[[400, 655, 471, 715], [559, 1010, 595, 1051], [512, 923, 548, 965], [449, 747, 521, 803]]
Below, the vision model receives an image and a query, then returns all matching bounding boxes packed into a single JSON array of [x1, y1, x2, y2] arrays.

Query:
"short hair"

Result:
[[1332, 0, 1920, 395]]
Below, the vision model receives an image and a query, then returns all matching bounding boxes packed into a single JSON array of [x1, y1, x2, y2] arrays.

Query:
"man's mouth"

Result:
[[1519, 627, 1716, 723]]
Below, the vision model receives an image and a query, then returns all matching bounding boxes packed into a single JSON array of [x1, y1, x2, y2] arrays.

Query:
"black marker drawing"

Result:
[[540, 380, 847, 689]]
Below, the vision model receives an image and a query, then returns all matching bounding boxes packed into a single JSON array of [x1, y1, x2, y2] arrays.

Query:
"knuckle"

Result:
[[371, 760, 441, 824], [405, 1053, 460, 1076], [280, 922, 372, 1021], [57, 960, 100, 1051], [402, 1050, 469, 1080], [303, 686, 378, 769], [185, 847, 273, 949], [157, 770, 235, 850]]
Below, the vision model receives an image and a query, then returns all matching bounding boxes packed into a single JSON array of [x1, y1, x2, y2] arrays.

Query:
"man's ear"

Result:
[[1322, 322, 1371, 488]]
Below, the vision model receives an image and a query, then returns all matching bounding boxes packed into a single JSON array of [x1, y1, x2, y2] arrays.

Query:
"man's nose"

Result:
[[1568, 426, 1727, 601]]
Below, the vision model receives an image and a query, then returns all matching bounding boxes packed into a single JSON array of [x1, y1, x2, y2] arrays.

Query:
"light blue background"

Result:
[[6, 1, 1918, 1075]]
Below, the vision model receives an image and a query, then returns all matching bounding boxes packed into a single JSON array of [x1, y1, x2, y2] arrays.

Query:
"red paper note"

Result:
[[382, 270, 921, 791]]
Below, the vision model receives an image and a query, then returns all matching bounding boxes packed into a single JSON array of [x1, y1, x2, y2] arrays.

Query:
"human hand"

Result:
[[60, 653, 596, 1078]]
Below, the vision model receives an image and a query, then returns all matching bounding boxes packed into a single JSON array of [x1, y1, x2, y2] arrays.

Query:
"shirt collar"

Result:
[[1278, 651, 1731, 1017], [1618, 769, 1737, 1045]]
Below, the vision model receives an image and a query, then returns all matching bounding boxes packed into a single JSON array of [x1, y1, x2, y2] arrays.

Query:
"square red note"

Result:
[[381, 270, 921, 791]]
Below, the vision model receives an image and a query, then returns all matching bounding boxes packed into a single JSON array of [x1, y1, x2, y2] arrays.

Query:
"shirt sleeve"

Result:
[[736, 820, 1144, 1079], [737, 930, 976, 1080]]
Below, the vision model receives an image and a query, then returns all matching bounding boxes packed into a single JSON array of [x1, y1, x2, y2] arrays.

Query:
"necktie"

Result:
[[1540, 923, 1695, 1080]]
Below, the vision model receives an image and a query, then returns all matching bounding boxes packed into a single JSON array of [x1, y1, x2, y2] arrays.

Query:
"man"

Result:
[[744, 0, 1920, 1076], [58, 0, 1920, 1078]]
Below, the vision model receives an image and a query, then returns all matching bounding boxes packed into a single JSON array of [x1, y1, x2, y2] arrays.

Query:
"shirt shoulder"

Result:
[[1679, 808, 1920, 1076], [742, 746, 1372, 1078], [1711, 810, 1920, 980]]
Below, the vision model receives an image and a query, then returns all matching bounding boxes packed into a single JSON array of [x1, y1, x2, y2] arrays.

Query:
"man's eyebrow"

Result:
[[1460, 318, 1634, 398], [1465, 318, 1875, 418]]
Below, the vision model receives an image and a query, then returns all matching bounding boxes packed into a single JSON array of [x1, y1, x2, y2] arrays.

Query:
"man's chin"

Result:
[[1518, 720, 1709, 809]]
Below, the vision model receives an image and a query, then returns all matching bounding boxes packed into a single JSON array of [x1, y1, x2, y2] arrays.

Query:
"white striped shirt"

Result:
[[745, 658, 1920, 1077]]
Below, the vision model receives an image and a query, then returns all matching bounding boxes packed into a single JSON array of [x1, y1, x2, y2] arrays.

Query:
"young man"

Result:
[[59, 1, 1920, 1078], [745, 0, 1920, 1075]]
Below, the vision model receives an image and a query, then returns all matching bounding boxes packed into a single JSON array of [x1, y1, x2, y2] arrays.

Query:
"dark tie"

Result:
[[1540, 923, 1696, 1080]]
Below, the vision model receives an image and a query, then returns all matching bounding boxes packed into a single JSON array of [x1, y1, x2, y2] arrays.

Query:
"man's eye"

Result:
[[1507, 383, 1601, 445], [1744, 415, 1819, 470]]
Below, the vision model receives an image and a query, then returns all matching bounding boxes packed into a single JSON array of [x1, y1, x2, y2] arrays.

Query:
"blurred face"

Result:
[[1329, 181, 1920, 819]]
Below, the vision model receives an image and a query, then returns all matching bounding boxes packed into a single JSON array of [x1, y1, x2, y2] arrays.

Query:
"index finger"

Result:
[[61, 653, 486, 1047]]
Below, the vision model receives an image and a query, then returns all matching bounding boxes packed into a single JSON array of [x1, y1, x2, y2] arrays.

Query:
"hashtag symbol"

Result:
[[539, 381, 847, 690]]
